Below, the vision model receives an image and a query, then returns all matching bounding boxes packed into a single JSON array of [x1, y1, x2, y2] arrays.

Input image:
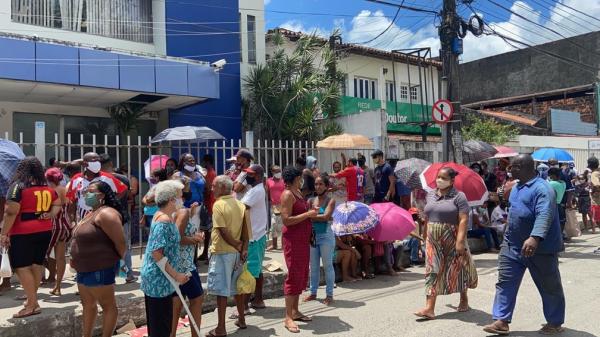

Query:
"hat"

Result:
[[244, 164, 264, 177], [226, 156, 237, 163], [45, 167, 63, 184], [236, 149, 254, 161], [371, 150, 384, 158], [408, 207, 419, 215]]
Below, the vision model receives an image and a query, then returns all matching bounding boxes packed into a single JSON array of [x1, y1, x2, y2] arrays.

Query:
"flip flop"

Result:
[[13, 307, 41, 319], [322, 297, 333, 306], [234, 320, 247, 329], [457, 305, 471, 312], [250, 303, 266, 310], [228, 310, 251, 320], [204, 328, 227, 337], [413, 312, 435, 320], [285, 325, 301, 334], [49, 289, 61, 296], [303, 295, 317, 303], [539, 324, 565, 335], [483, 323, 510, 335], [293, 315, 312, 322], [14, 295, 27, 301]]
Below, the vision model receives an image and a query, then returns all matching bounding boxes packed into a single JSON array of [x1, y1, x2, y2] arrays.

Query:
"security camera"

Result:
[[211, 59, 227, 70]]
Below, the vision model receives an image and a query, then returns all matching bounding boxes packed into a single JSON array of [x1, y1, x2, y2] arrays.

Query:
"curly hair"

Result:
[[282, 166, 302, 185], [89, 181, 125, 222], [12, 156, 47, 188], [178, 153, 195, 172]]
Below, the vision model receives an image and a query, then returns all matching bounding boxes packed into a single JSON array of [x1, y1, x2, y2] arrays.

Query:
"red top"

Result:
[[336, 165, 360, 201], [266, 177, 285, 206], [204, 168, 217, 215], [7, 184, 57, 235]]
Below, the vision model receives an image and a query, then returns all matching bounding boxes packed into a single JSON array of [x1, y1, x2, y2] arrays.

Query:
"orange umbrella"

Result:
[[316, 133, 373, 149]]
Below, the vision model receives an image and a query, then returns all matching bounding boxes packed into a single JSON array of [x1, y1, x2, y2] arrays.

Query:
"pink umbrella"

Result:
[[144, 155, 170, 182], [493, 145, 519, 158], [367, 203, 416, 241]]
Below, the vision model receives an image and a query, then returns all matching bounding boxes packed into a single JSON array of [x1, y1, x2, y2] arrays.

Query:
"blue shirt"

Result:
[[140, 221, 181, 297], [507, 177, 563, 254], [374, 163, 393, 200]]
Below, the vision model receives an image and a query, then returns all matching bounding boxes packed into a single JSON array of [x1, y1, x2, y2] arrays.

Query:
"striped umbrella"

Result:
[[394, 158, 431, 189]]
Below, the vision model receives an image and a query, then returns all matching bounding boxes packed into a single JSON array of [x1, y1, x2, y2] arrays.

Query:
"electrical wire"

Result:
[[525, 0, 600, 31], [537, 0, 600, 25]]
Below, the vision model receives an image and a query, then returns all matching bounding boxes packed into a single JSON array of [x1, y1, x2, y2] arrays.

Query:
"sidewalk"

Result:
[[0, 248, 289, 337]]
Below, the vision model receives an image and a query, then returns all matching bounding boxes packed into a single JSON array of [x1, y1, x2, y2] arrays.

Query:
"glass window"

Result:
[[353, 78, 357, 97], [400, 85, 408, 101], [371, 81, 376, 100], [247, 15, 257, 65], [386, 82, 396, 101], [410, 86, 419, 101], [354, 77, 377, 99]]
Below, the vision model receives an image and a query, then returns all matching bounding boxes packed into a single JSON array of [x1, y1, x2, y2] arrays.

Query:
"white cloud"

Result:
[[279, 20, 329, 38]]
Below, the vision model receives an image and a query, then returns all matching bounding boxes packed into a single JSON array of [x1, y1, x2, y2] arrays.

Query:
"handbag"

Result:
[[0, 247, 12, 278], [236, 263, 256, 294]]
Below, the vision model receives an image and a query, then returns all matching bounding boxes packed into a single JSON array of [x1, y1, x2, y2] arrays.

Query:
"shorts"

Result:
[[76, 263, 118, 287], [247, 235, 267, 278], [593, 205, 600, 223], [271, 212, 283, 238], [206, 252, 242, 297], [177, 269, 204, 300], [9, 231, 52, 269]]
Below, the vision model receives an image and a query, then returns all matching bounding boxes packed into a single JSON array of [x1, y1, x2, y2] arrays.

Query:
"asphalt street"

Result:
[[174, 233, 600, 337]]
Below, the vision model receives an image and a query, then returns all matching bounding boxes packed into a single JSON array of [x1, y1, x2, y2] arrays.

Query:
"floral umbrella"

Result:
[[394, 158, 431, 189], [332, 201, 379, 236]]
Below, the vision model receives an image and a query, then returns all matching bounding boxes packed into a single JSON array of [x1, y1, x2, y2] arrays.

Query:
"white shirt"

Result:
[[235, 171, 250, 200], [491, 206, 508, 233], [241, 183, 268, 241]]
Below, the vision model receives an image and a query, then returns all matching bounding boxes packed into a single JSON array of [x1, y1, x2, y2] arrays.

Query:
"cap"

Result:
[[244, 164, 264, 177], [226, 156, 237, 163], [408, 207, 419, 215], [371, 149, 384, 158], [45, 167, 64, 184], [236, 149, 254, 161]]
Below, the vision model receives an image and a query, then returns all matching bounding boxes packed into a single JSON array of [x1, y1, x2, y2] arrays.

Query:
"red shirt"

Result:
[[7, 184, 57, 235], [266, 177, 285, 205], [66, 171, 127, 220], [204, 168, 217, 214], [337, 166, 359, 201]]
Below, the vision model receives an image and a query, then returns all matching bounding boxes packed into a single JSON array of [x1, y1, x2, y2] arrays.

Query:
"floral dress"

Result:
[[141, 220, 181, 298]]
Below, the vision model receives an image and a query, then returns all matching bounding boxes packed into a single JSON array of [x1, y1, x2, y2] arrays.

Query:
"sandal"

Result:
[[322, 297, 333, 306], [292, 315, 312, 322], [413, 311, 435, 320], [483, 321, 510, 335], [205, 328, 227, 337], [457, 304, 471, 312], [285, 324, 300, 333], [234, 320, 247, 329], [539, 324, 565, 335], [228, 310, 251, 320], [49, 289, 61, 296], [13, 307, 41, 319], [303, 294, 317, 302]]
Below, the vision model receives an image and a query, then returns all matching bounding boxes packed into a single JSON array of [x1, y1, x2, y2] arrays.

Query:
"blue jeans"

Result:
[[123, 221, 134, 278], [468, 227, 500, 250], [407, 237, 421, 262], [309, 229, 335, 297]]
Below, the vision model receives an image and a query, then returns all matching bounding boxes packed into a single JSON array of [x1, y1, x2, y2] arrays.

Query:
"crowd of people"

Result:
[[1, 144, 597, 336]]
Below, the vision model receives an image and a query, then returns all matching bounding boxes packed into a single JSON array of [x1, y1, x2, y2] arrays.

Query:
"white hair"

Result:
[[214, 175, 233, 194], [154, 180, 184, 207]]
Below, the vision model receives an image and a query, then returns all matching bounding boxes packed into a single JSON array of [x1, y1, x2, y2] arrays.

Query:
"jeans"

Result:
[[407, 237, 421, 262], [468, 227, 500, 250], [123, 221, 134, 278], [309, 228, 336, 297]]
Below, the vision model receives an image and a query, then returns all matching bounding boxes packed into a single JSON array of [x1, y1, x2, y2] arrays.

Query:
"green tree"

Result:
[[243, 30, 344, 141], [462, 114, 519, 145], [108, 102, 146, 136]]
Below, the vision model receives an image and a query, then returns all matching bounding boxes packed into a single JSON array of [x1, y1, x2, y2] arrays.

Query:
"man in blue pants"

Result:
[[484, 154, 565, 335]]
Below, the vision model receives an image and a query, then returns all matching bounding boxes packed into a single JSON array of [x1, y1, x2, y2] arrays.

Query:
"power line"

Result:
[[365, 0, 440, 15], [525, 0, 600, 31], [507, 0, 589, 36], [356, 4, 403, 45], [538, 0, 600, 25]]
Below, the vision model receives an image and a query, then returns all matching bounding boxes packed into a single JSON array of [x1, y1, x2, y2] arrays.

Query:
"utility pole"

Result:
[[439, 0, 461, 162]]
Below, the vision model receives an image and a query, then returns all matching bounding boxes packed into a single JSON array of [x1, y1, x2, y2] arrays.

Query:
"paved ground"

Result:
[[167, 233, 600, 337]]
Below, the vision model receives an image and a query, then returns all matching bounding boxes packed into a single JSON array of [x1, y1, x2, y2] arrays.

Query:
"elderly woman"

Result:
[[141, 180, 190, 337], [70, 181, 126, 337], [280, 166, 318, 333], [0, 157, 61, 318], [414, 167, 478, 320]]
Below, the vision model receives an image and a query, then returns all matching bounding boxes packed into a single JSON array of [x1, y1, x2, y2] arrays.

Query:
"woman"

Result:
[[0, 157, 61, 318], [141, 168, 168, 228], [414, 167, 478, 320], [171, 204, 205, 337], [334, 236, 360, 282], [198, 154, 217, 262], [140, 180, 190, 337], [304, 174, 336, 305], [70, 181, 126, 337], [173, 153, 205, 208], [280, 166, 318, 333], [165, 158, 178, 179], [45, 167, 72, 296], [330, 161, 347, 206]]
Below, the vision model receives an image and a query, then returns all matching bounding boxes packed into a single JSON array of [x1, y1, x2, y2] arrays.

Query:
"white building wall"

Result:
[[239, 0, 266, 95]]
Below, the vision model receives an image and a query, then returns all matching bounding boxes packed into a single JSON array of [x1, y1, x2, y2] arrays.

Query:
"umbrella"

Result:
[[144, 155, 170, 181], [420, 162, 489, 207], [0, 139, 25, 193], [367, 203, 416, 241], [151, 126, 225, 143], [394, 158, 431, 189], [493, 145, 519, 158], [462, 140, 498, 163], [531, 147, 574, 162], [316, 133, 373, 149], [332, 201, 379, 236]]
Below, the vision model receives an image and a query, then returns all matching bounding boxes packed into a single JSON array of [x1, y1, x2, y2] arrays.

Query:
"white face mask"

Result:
[[274, 172, 282, 179], [87, 161, 101, 174], [507, 172, 513, 178], [184, 164, 196, 172], [436, 178, 451, 190]]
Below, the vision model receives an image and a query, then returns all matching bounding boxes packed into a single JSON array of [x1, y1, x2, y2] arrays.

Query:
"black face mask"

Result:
[[245, 176, 256, 186]]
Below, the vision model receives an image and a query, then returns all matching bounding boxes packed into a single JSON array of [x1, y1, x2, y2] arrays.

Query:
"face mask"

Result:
[[473, 168, 481, 173], [84, 192, 100, 208], [245, 176, 256, 186], [436, 178, 451, 190], [87, 161, 101, 174], [148, 177, 158, 185], [175, 198, 184, 209], [184, 164, 196, 172], [273, 172, 282, 179], [299, 178, 305, 189], [507, 172, 513, 178]]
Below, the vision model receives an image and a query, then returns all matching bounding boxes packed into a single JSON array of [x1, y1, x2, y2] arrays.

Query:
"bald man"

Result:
[[484, 154, 565, 335]]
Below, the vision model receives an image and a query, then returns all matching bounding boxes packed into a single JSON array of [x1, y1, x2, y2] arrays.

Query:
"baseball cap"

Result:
[[244, 164, 264, 177], [236, 149, 254, 161]]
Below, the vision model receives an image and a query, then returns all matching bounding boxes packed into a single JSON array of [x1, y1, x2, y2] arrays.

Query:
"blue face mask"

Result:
[[84, 192, 100, 209]]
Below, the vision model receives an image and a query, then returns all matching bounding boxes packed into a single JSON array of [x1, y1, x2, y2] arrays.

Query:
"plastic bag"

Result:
[[0, 247, 12, 278], [565, 208, 581, 238], [236, 263, 256, 294]]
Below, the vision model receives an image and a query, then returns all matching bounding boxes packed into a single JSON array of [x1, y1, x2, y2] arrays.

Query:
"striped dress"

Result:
[[47, 204, 73, 256]]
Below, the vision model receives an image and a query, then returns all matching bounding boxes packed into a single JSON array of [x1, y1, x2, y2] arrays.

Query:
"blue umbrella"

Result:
[[531, 148, 574, 162], [332, 201, 379, 236], [0, 139, 25, 195]]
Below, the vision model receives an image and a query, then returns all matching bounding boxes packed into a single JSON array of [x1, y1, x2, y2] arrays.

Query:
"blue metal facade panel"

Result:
[[155, 59, 188, 95], [188, 65, 219, 99], [35, 43, 79, 85], [79, 49, 119, 89], [119, 55, 156, 93], [166, 0, 241, 140], [551, 109, 598, 136], [0, 38, 35, 81]]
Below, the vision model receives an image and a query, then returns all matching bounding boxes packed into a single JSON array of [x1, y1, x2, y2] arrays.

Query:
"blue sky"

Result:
[[262, 0, 600, 62]]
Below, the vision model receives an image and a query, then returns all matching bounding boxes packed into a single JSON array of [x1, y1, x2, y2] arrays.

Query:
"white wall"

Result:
[[239, 0, 266, 94], [0, 1, 166, 55]]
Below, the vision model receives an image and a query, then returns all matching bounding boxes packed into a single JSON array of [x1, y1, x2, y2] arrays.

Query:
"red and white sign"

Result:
[[431, 99, 454, 124]]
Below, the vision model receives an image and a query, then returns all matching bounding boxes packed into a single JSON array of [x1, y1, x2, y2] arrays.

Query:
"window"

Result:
[[399, 85, 408, 101], [11, 0, 153, 43], [385, 81, 396, 101], [247, 15, 257, 64], [410, 86, 419, 102], [239, 13, 243, 63], [354, 77, 377, 99]]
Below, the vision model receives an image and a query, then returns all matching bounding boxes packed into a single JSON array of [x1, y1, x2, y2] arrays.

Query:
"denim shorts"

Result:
[[76, 263, 118, 287], [178, 269, 204, 300], [206, 252, 242, 297]]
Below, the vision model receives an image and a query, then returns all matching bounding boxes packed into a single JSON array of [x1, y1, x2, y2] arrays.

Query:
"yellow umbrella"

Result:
[[316, 133, 374, 149]]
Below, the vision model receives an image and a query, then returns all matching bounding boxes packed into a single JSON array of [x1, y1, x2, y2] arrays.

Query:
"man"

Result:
[[588, 157, 600, 254], [207, 175, 250, 336], [330, 158, 361, 202], [548, 167, 567, 237], [241, 164, 268, 310], [483, 154, 565, 335], [198, 154, 217, 261], [66, 152, 127, 221], [358, 154, 375, 204], [233, 149, 253, 200], [99, 154, 137, 283], [266, 165, 284, 250], [372, 150, 396, 203]]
